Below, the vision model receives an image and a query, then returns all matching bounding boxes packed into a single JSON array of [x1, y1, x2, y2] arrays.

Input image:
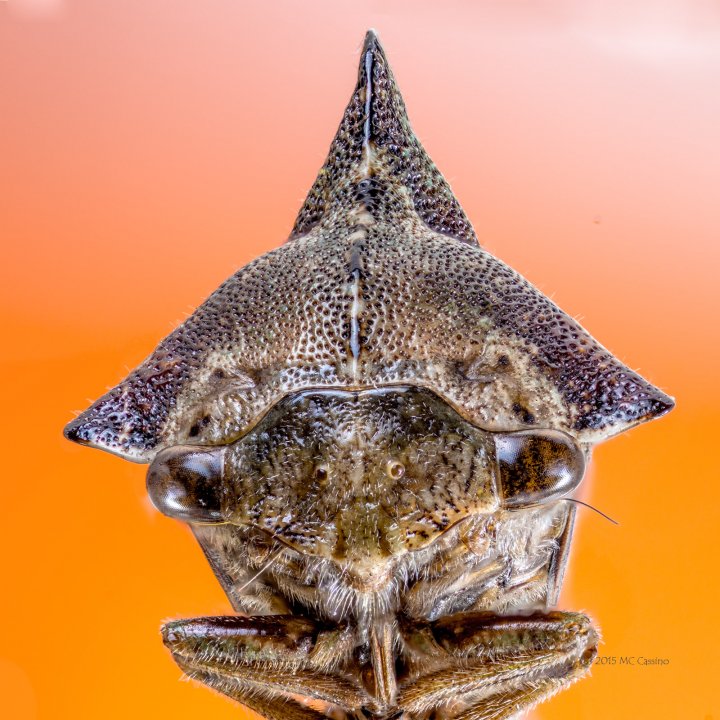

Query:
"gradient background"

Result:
[[2, 1, 718, 718]]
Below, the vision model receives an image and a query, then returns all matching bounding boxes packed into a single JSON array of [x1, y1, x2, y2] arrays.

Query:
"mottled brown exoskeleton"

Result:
[[65, 31, 673, 720]]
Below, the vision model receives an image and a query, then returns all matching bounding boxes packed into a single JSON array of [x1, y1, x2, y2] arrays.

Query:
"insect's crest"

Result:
[[291, 30, 477, 244], [64, 30, 673, 465]]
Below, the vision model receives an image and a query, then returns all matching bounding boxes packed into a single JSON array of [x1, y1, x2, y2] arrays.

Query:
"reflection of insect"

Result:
[[65, 31, 673, 720]]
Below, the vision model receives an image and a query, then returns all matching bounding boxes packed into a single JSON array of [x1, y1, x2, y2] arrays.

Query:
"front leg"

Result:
[[399, 611, 598, 720], [162, 615, 370, 720]]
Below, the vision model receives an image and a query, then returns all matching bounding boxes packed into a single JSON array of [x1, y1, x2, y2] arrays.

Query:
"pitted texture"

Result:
[[351, 215, 672, 433], [65, 233, 355, 456], [220, 387, 497, 563], [65, 32, 672, 462], [290, 32, 476, 244]]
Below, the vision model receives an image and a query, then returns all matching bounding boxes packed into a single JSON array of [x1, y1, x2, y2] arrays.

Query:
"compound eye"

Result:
[[494, 430, 585, 508], [147, 446, 225, 523]]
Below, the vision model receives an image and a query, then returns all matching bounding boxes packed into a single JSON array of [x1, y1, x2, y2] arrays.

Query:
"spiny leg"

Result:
[[162, 615, 370, 720], [398, 611, 598, 720], [188, 671, 328, 720]]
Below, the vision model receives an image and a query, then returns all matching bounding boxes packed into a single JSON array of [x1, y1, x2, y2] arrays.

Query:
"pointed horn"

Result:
[[290, 30, 477, 245]]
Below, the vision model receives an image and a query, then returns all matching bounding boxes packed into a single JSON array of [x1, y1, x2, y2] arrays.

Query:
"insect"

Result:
[[65, 31, 673, 720]]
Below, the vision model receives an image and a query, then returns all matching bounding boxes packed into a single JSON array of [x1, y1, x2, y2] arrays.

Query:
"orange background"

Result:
[[2, 1, 718, 718]]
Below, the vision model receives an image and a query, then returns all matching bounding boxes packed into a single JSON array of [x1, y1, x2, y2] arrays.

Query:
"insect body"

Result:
[[65, 31, 673, 720]]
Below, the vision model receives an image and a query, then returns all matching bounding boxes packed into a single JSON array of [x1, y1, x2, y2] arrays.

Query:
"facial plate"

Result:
[[147, 386, 586, 569]]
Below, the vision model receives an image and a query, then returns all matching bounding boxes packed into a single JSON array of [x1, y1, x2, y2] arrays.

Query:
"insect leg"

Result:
[[186, 673, 328, 720], [545, 503, 576, 607], [398, 610, 598, 720], [162, 615, 369, 719]]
